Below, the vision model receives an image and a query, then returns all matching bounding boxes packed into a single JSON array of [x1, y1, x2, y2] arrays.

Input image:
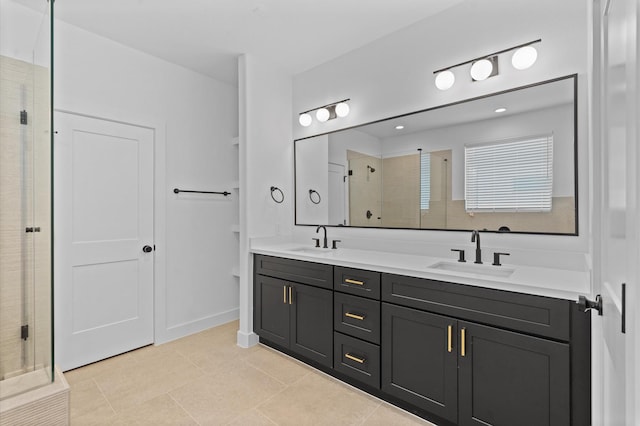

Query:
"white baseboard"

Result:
[[156, 308, 239, 344]]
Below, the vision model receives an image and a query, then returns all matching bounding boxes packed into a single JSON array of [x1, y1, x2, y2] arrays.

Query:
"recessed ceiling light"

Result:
[[495, 107, 507, 113], [395, 125, 404, 130]]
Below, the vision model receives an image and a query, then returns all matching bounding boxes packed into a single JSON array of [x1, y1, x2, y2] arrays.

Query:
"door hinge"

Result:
[[25, 227, 40, 233], [21, 325, 29, 341], [20, 110, 28, 125]]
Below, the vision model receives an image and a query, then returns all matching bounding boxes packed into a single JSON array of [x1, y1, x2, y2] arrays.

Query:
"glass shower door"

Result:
[[0, 0, 52, 400]]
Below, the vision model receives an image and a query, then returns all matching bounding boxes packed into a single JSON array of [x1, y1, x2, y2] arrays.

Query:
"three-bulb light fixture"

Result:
[[298, 99, 350, 127], [434, 40, 541, 91]]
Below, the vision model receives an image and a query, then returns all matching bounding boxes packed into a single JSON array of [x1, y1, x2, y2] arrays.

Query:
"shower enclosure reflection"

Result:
[[0, 0, 53, 399]]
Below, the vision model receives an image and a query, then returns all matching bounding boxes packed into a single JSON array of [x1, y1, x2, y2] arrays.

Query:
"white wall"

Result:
[[291, 0, 590, 263], [237, 54, 293, 346], [2, 0, 243, 345]]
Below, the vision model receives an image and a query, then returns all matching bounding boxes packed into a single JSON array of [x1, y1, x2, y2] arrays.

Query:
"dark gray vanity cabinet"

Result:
[[253, 256, 590, 426], [381, 273, 587, 426], [254, 255, 333, 368], [332, 266, 382, 389], [382, 303, 458, 423]]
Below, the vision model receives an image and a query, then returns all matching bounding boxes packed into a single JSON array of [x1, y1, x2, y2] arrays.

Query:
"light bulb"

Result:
[[335, 102, 350, 117], [470, 59, 493, 81], [494, 107, 507, 113], [316, 108, 330, 122], [512, 45, 538, 70], [435, 70, 455, 90], [299, 113, 312, 127]]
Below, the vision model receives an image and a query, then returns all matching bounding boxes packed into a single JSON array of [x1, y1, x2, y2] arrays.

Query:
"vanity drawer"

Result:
[[381, 273, 570, 341], [334, 293, 381, 344], [254, 255, 333, 290], [334, 332, 380, 389], [334, 267, 381, 299]]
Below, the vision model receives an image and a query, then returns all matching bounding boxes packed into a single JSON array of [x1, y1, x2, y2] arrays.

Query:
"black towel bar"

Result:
[[173, 188, 230, 196]]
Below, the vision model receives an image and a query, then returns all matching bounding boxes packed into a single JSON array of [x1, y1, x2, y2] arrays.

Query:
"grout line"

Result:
[[168, 392, 202, 426], [92, 377, 118, 419]]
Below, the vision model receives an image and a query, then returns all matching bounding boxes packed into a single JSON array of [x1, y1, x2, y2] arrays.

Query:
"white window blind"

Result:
[[420, 152, 430, 210], [465, 135, 553, 212]]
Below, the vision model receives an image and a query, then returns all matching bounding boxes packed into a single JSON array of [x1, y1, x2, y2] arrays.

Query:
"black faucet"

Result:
[[471, 230, 482, 264], [316, 226, 328, 249]]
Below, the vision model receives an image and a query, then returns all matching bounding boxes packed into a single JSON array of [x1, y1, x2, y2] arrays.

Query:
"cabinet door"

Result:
[[290, 282, 333, 368], [458, 321, 570, 426], [254, 275, 290, 348], [381, 303, 458, 423]]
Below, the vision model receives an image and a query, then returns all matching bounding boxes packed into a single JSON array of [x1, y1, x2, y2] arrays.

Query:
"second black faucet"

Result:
[[471, 230, 482, 264]]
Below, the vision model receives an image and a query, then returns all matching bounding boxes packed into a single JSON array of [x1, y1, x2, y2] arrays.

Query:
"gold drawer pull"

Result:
[[283, 286, 287, 304], [461, 328, 466, 357], [447, 325, 452, 353], [345, 353, 365, 364], [345, 312, 365, 321], [289, 286, 293, 305], [345, 278, 364, 286]]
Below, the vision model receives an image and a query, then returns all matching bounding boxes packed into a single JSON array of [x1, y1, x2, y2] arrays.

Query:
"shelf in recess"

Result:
[[232, 267, 240, 277], [231, 136, 239, 146], [231, 224, 240, 233]]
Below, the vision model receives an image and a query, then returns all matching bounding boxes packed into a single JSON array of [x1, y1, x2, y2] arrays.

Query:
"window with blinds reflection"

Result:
[[465, 134, 553, 212]]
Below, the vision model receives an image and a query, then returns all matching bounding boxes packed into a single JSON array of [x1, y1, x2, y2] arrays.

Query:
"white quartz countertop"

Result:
[[250, 240, 591, 301]]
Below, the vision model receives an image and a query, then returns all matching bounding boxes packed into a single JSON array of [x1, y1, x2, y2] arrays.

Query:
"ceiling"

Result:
[[20, 0, 465, 86]]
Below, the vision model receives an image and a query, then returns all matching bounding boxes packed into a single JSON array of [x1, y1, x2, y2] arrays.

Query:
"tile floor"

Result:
[[65, 320, 434, 425]]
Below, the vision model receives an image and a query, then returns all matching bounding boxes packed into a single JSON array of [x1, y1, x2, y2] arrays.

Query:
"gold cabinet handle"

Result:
[[345, 353, 365, 364], [461, 328, 466, 357], [447, 325, 452, 353], [345, 312, 365, 321], [345, 278, 364, 286], [289, 286, 293, 305], [283, 286, 287, 304]]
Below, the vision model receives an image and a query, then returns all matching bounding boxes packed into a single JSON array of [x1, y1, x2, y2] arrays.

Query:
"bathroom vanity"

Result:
[[252, 245, 591, 426]]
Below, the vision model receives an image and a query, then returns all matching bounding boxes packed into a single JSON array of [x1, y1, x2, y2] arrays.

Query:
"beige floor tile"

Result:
[[227, 409, 278, 426], [243, 346, 311, 385], [170, 363, 286, 425], [68, 377, 116, 423], [257, 372, 380, 426], [108, 394, 198, 425], [96, 351, 204, 413], [362, 402, 435, 425]]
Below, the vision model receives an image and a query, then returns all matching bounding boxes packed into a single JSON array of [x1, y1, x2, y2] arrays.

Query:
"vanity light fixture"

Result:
[[298, 99, 351, 127], [299, 113, 312, 127], [433, 39, 541, 90], [511, 45, 538, 70], [316, 108, 330, 122], [470, 56, 498, 81], [435, 70, 455, 90]]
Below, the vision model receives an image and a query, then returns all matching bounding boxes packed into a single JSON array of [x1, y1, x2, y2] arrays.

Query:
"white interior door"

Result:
[[54, 112, 154, 371], [594, 0, 638, 424]]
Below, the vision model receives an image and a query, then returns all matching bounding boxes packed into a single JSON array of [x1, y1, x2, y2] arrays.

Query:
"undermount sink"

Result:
[[428, 261, 515, 278], [288, 247, 334, 255]]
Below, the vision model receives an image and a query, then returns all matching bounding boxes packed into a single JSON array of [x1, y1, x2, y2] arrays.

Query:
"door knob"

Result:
[[142, 245, 153, 253]]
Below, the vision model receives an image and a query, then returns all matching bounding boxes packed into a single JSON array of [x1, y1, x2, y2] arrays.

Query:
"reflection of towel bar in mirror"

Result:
[[270, 186, 284, 204], [294, 74, 578, 235], [309, 189, 321, 204]]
